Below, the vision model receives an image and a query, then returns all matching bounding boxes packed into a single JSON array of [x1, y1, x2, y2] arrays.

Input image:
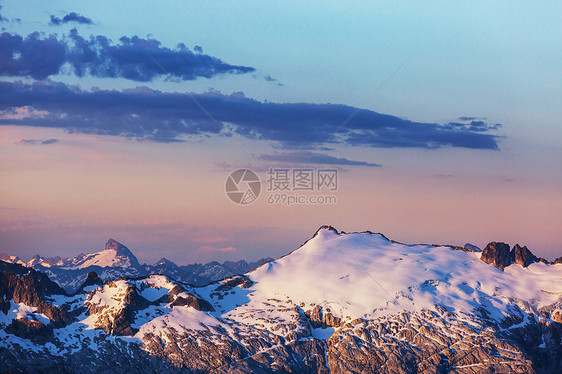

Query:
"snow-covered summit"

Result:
[[234, 226, 562, 320], [1, 239, 140, 270], [69, 239, 140, 269]]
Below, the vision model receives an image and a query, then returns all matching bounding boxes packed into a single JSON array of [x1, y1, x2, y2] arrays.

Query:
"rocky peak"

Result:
[[85, 271, 103, 285], [76, 271, 104, 294], [100, 239, 140, 268], [154, 257, 175, 267], [316, 225, 339, 234], [0, 260, 28, 275], [481, 242, 512, 270], [26, 254, 43, 267], [0, 253, 24, 264], [106, 238, 129, 254], [0, 262, 70, 330], [87, 282, 150, 336], [481, 242, 539, 270], [511, 244, 538, 267]]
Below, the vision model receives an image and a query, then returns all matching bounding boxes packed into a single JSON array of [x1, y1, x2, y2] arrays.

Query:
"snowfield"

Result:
[[236, 227, 562, 321]]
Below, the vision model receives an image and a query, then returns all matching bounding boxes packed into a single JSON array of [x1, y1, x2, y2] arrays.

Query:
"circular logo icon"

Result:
[[225, 169, 261, 205]]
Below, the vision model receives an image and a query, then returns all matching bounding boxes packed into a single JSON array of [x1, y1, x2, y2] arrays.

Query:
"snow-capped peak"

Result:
[[237, 226, 562, 321], [0, 253, 25, 265], [154, 257, 175, 267], [68, 239, 140, 270]]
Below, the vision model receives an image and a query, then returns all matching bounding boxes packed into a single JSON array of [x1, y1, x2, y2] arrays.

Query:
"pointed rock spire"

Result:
[[511, 244, 537, 267]]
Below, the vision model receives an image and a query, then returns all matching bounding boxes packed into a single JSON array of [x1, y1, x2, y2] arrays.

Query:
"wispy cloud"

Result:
[[197, 245, 236, 252], [16, 138, 59, 145], [457, 116, 486, 121], [259, 151, 381, 167]]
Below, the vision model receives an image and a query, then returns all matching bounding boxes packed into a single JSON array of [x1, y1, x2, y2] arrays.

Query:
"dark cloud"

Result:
[[264, 74, 283, 86], [0, 80, 501, 149], [259, 151, 381, 167], [0, 30, 255, 81], [50, 12, 93, 26], [0, 33, 67, 80], [16, 138, 59, 145], [66, 30, 255, 81]]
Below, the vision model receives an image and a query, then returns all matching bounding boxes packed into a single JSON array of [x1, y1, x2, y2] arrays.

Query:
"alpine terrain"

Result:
[[0, 239, 271, 293], [1, 226, 561, 373]]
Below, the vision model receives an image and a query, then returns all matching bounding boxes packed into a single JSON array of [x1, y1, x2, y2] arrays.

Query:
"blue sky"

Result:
[[0, 1, 560, 263]]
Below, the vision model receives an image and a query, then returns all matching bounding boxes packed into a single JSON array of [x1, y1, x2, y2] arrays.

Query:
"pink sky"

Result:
[[1, 126, 560, 264]]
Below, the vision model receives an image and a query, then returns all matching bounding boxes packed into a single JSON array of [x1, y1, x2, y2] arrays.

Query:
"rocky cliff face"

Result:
[[1, 227, 561, 373], [481, 242, 512, 270], [481, 242, 545, 270], [511, 244, 538, 267], [0, 261, 72, 343]]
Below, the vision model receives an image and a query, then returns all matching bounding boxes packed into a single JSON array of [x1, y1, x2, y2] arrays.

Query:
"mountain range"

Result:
[[0, 239, 271, 292], [1, 226, 561, 373]]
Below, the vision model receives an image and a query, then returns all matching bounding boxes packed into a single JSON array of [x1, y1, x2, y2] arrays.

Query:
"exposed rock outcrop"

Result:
[[481, 242, 512, 270], [305, 305, 342, 328], [5, 318, 52, 343], [169, 294, 214, 311], [481, 242, 541, 270], [0, 261, 71, 327], [76, 271, 104, 293], [86, 281, 150, 336], [216, 275, 254, 291], [511, 244, 538, 267]]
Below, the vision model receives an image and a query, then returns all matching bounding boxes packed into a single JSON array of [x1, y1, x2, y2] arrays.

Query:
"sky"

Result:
[[0, 0, 560, 264]]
